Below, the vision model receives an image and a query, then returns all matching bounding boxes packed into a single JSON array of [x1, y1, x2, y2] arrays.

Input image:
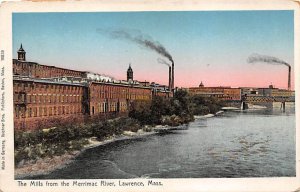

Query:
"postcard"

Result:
[[0, 0, 299, 191]]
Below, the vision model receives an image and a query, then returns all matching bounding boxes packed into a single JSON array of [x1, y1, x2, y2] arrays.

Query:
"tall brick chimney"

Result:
[[171, 61, 174, 91], [168, 66, 171, 91], [288, 66, 291, 90]]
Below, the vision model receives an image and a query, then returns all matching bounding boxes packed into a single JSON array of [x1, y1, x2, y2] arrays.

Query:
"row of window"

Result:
[[15, 105, 83, 118], [92, 91, 150, 100], [91, 102, 128, 114], [14, 83, 83, 93], [92, 85, 150, 94], [15, 101, 129, 118], [14, 93, 83, 104]]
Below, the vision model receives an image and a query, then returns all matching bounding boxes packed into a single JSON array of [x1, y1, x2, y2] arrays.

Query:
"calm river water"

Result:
[[27, 106, 296, 179]]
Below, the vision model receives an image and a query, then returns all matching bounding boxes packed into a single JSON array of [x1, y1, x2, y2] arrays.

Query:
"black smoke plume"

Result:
[[157, 58, 171, 67], [97, 28, 173, 63], [247, 53, 290, 67]]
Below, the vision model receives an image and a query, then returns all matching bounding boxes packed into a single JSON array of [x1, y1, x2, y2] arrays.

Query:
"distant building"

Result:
[[257, 85, 295, 97], [240, 85, 295, 97], [189, 82, 294, 101], [239, 87, 259, 96], [188, 82, 241, 101]]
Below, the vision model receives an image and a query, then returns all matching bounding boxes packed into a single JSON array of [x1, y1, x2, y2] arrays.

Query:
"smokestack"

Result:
[[288, 66, 291, 90], [168, 66, 172, 91], [247, 54, 292, 91], [171, 61, 174, 91]]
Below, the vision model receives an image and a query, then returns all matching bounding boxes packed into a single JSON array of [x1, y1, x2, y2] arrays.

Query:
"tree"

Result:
[[172, 89, 191, 116]]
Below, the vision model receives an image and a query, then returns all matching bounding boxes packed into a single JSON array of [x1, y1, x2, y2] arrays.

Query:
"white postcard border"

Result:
[[0, 0, 299, 192]]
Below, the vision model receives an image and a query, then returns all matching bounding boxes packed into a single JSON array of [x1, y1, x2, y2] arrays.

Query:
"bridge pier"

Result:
[[241, 101, 248, 110], [281, 102, 285, 112]]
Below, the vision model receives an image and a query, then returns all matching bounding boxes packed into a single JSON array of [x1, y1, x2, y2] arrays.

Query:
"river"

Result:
[[26, 106, 296, 179]]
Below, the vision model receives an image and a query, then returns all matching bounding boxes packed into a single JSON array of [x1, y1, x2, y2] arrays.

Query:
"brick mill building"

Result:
[[187, 82, 294, 102], [13, 45, 171, 130], [188, 82, 242, 101]]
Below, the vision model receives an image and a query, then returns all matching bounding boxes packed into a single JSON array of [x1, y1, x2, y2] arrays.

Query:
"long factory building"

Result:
[[13, 45, 171, 130]]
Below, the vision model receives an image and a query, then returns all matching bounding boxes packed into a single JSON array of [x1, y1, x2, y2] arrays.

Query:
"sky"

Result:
[[13, 11, 294, 89]]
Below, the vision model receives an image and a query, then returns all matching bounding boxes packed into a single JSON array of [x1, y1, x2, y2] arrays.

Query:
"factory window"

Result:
[[31, 107, 36, 117], [28, 108, 32, 117], [15, 106, 19, 118], [13, 93, 18, 102], [44, 107, 47, 116], [54, 107, 57, 115], [32, 95, 36, 103], [39, 107, 43, 116], [49, 107, 52, 116], [19, 93, 25, 103], [28, 95, 31, 103]]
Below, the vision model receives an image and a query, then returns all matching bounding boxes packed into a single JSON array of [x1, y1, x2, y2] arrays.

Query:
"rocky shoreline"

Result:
[[15, 110, 222, 179], [15, 124, 187, 179]]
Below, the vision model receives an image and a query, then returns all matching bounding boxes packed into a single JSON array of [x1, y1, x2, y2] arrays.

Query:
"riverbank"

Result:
[[15, 124, 188, 179], [15, 110, 223, 178]]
